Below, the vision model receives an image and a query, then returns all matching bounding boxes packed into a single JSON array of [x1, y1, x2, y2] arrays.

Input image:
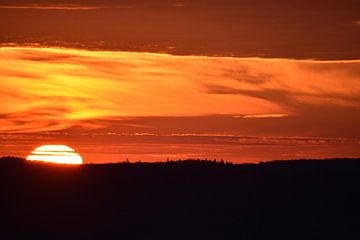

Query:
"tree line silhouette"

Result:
[[1, 156, 360, 239]]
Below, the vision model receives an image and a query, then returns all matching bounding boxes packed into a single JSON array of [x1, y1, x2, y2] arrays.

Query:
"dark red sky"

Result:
[[0, 1, 359, 163], [1, 0, 359, 59]]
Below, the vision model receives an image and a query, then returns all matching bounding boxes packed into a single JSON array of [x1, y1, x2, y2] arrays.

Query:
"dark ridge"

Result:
[[1, 156, 360, 239]]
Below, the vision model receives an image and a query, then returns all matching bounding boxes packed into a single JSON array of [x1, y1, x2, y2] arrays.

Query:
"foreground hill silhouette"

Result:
[[1, 157, 360, 239]]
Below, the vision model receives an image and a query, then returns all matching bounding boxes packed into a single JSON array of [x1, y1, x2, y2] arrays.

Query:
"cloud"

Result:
[[0, 1, 359, 61], [172, 3, 185, 7], [0, 47, 359, 133], [242, 114, 289, 119], [209, 136, 360, 146], [0, 4, 132, 11], [205, 59, 360, 109], [220, 67, 271, 84]]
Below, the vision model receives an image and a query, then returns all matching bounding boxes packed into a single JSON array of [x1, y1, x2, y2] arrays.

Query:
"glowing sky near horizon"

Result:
[[0, 0, 359, 163]]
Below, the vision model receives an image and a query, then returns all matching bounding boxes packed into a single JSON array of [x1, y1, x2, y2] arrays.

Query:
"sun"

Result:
[[26, 145, 83, 164]]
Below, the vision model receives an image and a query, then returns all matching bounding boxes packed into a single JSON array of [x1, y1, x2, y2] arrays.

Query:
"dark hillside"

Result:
[[1, 157, 360, 239]]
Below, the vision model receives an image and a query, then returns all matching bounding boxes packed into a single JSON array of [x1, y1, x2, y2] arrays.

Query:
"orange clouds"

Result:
[[1, 47, 360, 133]]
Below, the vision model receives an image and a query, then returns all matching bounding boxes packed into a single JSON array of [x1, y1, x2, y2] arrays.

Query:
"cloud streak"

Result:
[[0, 4, 132, 10], [242, 114, 289, 119]]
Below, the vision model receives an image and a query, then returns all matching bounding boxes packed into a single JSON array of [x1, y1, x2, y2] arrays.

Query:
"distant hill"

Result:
[[1, 157, 360, 239]]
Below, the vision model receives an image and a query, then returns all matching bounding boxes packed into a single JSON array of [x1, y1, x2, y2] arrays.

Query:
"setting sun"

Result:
[[26, 145, 83, 164]]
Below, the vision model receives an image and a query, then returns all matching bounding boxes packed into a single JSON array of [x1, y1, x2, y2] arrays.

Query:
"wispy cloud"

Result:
[[172, 3, 185, 7], [242, 114, 289, 119], [0, 4, 132, 11], [0, 47, 359, 133]]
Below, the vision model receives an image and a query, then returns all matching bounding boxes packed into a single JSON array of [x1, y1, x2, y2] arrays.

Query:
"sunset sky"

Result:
[[1, 0, 360, 163]]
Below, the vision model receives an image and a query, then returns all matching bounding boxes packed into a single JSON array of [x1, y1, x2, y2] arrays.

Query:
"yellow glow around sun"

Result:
[[26, 145, 83, 164]]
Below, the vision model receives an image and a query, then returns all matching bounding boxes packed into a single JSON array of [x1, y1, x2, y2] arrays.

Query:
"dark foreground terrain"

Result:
[[1, 157, 360, 239]]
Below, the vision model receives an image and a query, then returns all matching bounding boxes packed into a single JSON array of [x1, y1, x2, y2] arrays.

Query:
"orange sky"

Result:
[[0, 1, 359, 162], [1, 47, 359, 162]]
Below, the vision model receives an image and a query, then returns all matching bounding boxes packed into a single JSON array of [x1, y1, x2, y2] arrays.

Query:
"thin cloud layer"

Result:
[[1, 132, 359, 163], [1, 1, 359, 60], [242, 114, 289, 119], [0, 4, 132, 10], [1, 47, 360, 133]]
